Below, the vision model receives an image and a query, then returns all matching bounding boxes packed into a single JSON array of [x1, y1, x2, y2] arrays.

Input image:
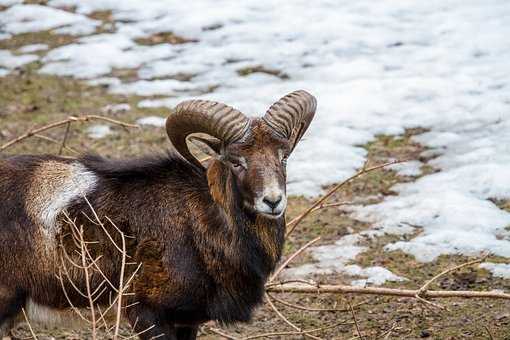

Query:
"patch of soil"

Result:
[[237, 65, 290, 80], [135, 32, 198, 46]]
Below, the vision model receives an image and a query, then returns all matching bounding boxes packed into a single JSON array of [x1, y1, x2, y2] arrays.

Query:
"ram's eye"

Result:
[[230, 158, 246, 170]]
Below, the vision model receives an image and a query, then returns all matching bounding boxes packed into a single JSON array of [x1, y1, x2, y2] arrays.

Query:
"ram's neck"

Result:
[[204, 160, 285, 277]]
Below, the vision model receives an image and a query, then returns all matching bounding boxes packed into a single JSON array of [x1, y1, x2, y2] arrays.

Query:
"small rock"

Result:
[[420, 330, 431, 338]]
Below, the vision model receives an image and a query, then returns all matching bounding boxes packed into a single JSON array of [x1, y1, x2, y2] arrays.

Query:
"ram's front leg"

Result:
[[176, 324, 198, 340], [126, 303, 178, 340], [0, 286, 25, 338]]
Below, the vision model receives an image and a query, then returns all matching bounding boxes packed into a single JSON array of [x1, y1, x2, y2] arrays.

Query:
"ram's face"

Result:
[[172, 91, 316, 219], [225, 120, 290, 218]]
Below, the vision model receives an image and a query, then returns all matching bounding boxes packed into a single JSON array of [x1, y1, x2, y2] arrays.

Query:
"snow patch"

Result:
[[284, 234, 406, 286], [480, 263, 510, 279], [86, 124, 112, 139], [391, 160, 424, 177], [18, 44, 49, 53], [102, 103, 130, 114], [0, 0, 22, 6], [0, 50, 38, 69], [0, 4, 98, 34], [136, 116, 166, 128]]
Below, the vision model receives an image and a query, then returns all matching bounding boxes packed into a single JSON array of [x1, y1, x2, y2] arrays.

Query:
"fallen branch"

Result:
[[0, 115, 139, 151], [267, 293, 367, 312], [266, 282, 510, 300]]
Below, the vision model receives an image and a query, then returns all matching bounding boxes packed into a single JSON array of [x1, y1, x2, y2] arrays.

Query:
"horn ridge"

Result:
[[263, 90, 317, 150], [166, 99, 249, 168]]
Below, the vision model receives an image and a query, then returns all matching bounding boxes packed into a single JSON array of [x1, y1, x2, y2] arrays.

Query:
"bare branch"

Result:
[[286, 159, 408, 237], [0, 114, 138, 152], [267, 293, 367, 312], [21, 308, 38, 340], [348, 299, 363, 340], [266, 282, 510, 300], [269, 236, 321, 282], [265, 293, 322, 340]]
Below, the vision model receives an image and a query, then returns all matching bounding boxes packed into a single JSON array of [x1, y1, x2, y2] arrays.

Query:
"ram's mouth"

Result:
[[260, 210, 284, 219]]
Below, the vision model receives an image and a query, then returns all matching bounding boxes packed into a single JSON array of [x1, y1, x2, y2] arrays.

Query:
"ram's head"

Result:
[[166, 90, 316, 218]]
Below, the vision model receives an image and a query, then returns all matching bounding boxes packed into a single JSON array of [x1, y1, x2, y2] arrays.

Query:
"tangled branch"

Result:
[[57, 204, 143, 339]]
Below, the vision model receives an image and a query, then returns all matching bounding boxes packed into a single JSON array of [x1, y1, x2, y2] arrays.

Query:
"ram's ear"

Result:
[[188, 135, 223, 160]]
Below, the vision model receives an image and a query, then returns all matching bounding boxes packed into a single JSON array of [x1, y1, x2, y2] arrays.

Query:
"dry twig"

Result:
[[59, 204, 142, 339], [269, 236, 321, 282], [21, 307, 38, 340], [0, 115, 138, 151], [265, 293, 322, 340], [348, 299, 363, 340], [267, 293, 367, 312], [285, 159, 407, 237]]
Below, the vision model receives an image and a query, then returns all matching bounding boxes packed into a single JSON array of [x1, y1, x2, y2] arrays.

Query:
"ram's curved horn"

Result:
[[263, 90, 316, 152], [166, 100, 250, 167]]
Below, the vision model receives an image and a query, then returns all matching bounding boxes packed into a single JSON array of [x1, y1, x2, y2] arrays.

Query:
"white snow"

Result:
[[136, 116, 166, 128], [1, 1, 510, 277], [391, 160, 424, 177], [480, 263, 510, 279], [284, 234, 406, 286], [0, 0, 22, 6], [0, 5, 98, 35], [111, 79, 201, 96], [86, 124, 113, 139], [0, 50, 38, 69], [18, 44, 49, 53], [102, 103, 131, 114]]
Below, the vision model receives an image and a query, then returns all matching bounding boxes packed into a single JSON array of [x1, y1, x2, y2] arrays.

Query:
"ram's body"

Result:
[[0, 90, 316, 340], [0, 153, 284, 338]]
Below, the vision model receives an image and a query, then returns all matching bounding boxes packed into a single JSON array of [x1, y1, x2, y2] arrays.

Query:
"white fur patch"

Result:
[[25, 299, 86, 328], [25, 299, 121, 329], [39, 162, 97, 233], [254, 175, 287, 217]]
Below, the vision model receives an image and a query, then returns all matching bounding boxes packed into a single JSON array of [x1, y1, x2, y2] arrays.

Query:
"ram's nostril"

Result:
[[263, 195, 282, 209]]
